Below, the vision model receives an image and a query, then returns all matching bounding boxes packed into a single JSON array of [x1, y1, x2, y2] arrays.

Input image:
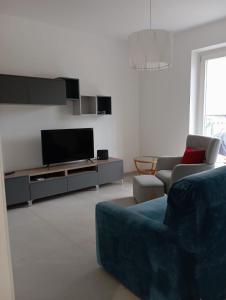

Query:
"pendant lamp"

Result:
[[129, 0, 173, 71]]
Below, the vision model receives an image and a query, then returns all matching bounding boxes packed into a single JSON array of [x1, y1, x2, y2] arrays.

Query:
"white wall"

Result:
[[0, 14, 140, 172], [140, 18, 226, 157], [0, 141, 15, 300]]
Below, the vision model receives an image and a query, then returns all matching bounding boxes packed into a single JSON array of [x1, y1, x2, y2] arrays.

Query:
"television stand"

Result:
[[5, 158, 123, 207], [87, 159, 95, 164]]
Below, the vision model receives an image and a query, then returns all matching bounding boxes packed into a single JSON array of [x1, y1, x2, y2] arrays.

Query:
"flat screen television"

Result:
[[41, 128, 94, 165]]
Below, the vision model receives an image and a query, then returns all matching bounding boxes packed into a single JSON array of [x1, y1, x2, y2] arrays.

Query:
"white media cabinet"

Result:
[[5, 158, 123, 207]]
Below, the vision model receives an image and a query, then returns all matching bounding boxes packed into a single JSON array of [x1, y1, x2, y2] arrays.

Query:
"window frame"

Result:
[[196, 47, 226, 135]]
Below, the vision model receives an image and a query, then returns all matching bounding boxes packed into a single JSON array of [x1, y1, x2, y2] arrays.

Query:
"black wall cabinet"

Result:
[[60, 77, 80, 100], [28, 78, 65, 105], [0, 74, 66, 105], [97, 96, 112, 115], [0, 75, 29, 104]]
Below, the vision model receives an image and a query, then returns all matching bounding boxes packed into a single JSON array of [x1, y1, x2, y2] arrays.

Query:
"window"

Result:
[[204, 56, 226, 137], [196, 48, 226, 162]]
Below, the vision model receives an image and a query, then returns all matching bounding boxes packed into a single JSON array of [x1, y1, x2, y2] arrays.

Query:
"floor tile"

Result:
[[8, 174, 139, 300]]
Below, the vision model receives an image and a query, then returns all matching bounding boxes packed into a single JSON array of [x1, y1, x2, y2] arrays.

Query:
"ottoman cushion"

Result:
[[133, 175, 165, 203]]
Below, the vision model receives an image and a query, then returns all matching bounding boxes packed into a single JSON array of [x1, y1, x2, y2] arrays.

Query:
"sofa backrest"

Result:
[[186, 134, 220, 164], [164, 166, 226, 298]]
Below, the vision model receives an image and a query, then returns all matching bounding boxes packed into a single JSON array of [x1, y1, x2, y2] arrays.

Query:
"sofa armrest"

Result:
[[156, 156, 182, 171], [171, 163, 214, 183], [96, 202, 193, 299]]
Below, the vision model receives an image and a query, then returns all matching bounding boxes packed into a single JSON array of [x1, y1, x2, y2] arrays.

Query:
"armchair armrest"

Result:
[[171, 163, 214, 183], [96, 202, 193, 299], [156, 156, 182, 171]]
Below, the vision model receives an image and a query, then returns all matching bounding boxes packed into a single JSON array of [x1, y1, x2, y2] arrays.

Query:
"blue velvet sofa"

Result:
[[96, 166, 226, 300]]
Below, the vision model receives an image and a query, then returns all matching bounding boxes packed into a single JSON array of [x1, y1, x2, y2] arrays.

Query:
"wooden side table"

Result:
[[134, 156, 158, 175]]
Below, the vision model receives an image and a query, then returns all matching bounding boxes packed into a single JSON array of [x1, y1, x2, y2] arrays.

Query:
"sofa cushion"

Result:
[[181, 147, 206, 164], [164, 166, 226, 253], [163, 166, 226, 299], [156, 170, 172, 193], [128, 195, 167, 222]]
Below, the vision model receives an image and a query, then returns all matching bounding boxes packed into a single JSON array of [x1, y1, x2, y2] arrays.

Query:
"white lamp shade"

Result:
[[128, 29, 173, 70]]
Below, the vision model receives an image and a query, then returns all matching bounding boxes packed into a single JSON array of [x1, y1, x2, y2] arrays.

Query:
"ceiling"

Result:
[[0, 0, 226, 39]]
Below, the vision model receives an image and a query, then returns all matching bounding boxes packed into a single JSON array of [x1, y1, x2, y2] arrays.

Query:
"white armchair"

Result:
[[155, 135, 221, 193]]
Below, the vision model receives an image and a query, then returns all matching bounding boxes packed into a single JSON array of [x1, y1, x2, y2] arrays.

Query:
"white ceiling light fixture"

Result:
[[129, 0, 173, 71]]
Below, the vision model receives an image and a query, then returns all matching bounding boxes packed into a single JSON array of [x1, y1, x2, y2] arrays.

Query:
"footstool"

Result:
[[133, 175, 165, 203]]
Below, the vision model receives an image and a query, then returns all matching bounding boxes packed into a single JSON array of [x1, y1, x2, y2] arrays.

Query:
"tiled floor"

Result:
[[7, 175, 139, 300]]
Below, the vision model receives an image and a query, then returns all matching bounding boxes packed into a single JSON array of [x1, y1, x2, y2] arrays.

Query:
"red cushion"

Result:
[[181, 147, 206, 164]]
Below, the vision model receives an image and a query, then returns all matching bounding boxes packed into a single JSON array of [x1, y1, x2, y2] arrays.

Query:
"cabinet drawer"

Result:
[[30, 177, 67, 200], [98, 161, 123, 185], [5, 176, 30, 206], [68, 171, 98, 192]]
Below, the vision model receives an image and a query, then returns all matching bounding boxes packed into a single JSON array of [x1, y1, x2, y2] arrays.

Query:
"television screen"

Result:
[[41, 128, 94, 165]]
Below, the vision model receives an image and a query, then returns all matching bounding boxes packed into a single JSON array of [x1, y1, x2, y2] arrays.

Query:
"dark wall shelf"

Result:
[[28, 77, 65, 105], [0, 74, 66, 105], [0, 74, 111, 116], [97, 96, 112, 115], [60, 77, 80, 100], [0, 75, 30, 104]]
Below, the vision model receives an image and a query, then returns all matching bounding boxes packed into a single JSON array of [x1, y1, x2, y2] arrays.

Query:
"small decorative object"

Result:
[[97, 150, 109, 160], [128, 0, 173, 71]]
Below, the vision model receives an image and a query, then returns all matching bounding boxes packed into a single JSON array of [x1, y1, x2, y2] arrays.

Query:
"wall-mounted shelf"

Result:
[[97, 96, 112, 115], [59, 77, 80, 100], [0, 74, 111, 114], [73, 95, 112, 116], [0, 74, 66, 105], [81, 96, 97, 115]]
